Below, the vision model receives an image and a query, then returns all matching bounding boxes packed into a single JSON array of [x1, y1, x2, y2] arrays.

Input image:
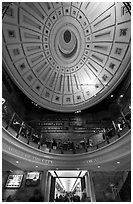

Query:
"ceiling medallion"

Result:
[[2, 2, 131, 112], [50, 16, 86, 68]]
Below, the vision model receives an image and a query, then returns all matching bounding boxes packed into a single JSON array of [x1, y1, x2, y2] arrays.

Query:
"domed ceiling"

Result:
[[2, 2, 131, 112]]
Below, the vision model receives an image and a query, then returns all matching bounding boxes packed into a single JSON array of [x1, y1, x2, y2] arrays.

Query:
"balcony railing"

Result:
[[2, 100, 131, 155]]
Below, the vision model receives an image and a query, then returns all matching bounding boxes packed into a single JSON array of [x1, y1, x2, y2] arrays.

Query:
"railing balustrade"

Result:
[[2, 100, 131, 155]]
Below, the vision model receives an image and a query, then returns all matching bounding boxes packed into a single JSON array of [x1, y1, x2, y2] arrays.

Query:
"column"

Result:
[[85, 174, 90, 198], [120, 111, 131, 129], [81, 177, 85, 192], [112, 120, 120, 138], [41, 171, 53, 202], [45, 172, 52, 202], [5, 112, 15, 130], [16, 121, 24, 138], [40, 170, 48, 202], [49, 176, 56, 202], [85, 171, 96, 202]]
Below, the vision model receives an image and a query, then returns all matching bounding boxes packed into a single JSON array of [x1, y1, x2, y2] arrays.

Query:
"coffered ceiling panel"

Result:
[[2, 2, 131, 112]]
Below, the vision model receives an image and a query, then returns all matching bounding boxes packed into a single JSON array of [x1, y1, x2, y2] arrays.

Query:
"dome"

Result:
[[2, 2, 131, 112]]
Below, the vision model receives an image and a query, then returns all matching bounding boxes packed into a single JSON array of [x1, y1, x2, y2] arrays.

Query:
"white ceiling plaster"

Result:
[[2, 2, 131, 112]]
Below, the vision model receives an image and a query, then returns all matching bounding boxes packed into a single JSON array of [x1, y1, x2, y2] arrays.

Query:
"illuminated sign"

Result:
[[5, 174, 23, 188], [25, 172, 40, 186], [26, 172, 40, 181]]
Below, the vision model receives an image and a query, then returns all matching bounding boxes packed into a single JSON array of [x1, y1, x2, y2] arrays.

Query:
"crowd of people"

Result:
[[48, 138, 90, 152], [55, 193, 81, 202], [54, 192, 91, 202], [13, 121, 93, 153]]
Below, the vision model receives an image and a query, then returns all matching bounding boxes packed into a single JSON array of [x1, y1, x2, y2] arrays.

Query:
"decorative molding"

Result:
[[2, 2, 131, 112], [2, 127, 131, 169]]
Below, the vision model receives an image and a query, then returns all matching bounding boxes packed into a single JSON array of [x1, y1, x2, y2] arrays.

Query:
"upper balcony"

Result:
[[2, 97, 131, 170]]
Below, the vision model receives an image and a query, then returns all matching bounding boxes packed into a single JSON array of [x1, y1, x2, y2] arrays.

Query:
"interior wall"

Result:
[[119, 171, 131, 201], [2, 170, 44, 202], [2, 69, 26, 119]]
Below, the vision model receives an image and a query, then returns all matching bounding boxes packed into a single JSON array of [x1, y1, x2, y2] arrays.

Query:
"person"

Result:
[[26, 129, 30, 144], [29, 189, 43, 202], [58, 195, 63, 202], [81, 192, 87, 202], [52, 139, 57, 149], [55, 194, 59, 202], [67, 139, 71, 150]]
